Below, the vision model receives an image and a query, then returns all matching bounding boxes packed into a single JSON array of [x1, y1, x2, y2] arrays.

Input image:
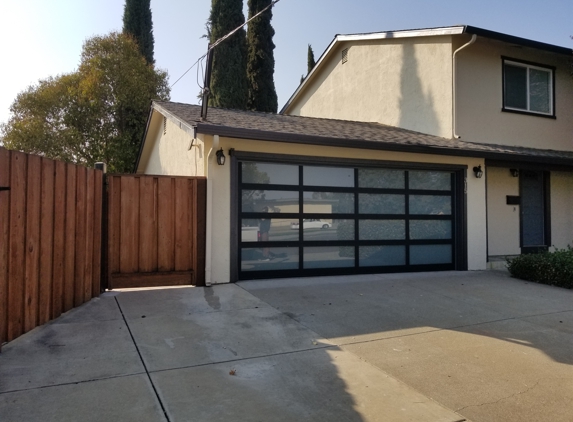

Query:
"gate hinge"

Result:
[[0, 187, 10, 191]]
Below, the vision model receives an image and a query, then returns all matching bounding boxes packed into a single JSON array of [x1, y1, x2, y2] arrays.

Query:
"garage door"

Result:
[[236, 160, 466, 280]]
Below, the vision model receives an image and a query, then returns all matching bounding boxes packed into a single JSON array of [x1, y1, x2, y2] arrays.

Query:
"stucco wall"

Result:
[[287, 36, 454, 139], [486, 167, 520, 256], [551, 172, 573, 249], [205, 136, 487, 284], [456, 38, 573, 151], [137, 114, 205, 176]]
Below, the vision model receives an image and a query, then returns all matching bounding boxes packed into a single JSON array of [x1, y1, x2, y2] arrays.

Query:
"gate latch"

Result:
[[0, 187, 10, 191]]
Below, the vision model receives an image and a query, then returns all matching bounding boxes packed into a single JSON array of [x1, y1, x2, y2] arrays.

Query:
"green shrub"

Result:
[[506, 246, 573, 289]]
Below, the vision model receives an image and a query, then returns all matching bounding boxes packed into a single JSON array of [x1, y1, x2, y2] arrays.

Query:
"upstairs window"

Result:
[[502, 58, 554, 117]]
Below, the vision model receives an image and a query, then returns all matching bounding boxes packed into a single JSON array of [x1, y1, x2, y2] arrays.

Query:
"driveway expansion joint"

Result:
[[116, 297, 171, 422]]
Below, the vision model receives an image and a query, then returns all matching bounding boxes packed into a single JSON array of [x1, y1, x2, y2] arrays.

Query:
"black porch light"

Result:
[[216, 148, 226, 165], [510, 168, 519, 177], [473, 165, 483, 178]]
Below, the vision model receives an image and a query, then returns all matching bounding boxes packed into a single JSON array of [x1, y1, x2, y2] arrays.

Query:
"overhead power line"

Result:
[[170, 0, 280, 89]]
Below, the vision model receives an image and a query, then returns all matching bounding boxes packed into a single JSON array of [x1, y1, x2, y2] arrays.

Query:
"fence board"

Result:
[[39, 159, 55, 326], [120, 176, 139, 273], [74, 167, 87, 307], [109, 176, 121, 276], [64, 164, 77, 312], [138, 177, 157, 272], [92, 170, 103, 298], [0, 149, 11, 346], [84, 169, 95, 302], [174, 178, 192, 271], [52, 161, 67, 319], [24, 155, 42, 332], [8, 151, 27, 341], [157, 177, 174, 271]]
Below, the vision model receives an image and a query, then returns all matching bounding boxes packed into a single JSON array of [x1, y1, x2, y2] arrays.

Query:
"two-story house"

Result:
[[136, 25, 573, 284]]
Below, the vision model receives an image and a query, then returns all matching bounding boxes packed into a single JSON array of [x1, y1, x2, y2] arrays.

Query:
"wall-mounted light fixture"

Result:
[[510, 168, 519, 177], [216, 148, 225, 165], [472, 165, 483, 178]]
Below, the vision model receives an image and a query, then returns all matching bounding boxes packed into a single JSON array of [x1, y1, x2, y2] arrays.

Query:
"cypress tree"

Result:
[[208, 0, 249, 109], [122, 0, 155, 65], [246, 0, 278, 112], [307, 44, 316, 74]]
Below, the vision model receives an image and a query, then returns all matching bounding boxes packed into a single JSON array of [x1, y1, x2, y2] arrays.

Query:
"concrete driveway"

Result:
[[1, 270, 572, 421]]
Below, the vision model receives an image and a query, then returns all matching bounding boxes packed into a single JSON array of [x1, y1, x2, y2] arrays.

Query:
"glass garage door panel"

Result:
[[409, 220, 451, 240], [241, 247, 299, 271], [358, 169, 405, 189], [410, 245, 452, 265], [359, 194, 405, 214], [241, 190, 299, 213], [303, 192, 354, 214], [359, 220, 405, 240], [304, 247, 355, 269], [409, 171, 451, 190], [359, 246, 406, 267], [238, 162, 458, 278], [242, 162, 299, 185]]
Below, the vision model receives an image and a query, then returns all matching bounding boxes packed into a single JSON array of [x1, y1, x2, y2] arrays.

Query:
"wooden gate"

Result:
[[106, 175, 206, 289]]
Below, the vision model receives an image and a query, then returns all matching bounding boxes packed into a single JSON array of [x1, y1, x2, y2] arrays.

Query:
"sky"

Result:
[[1, 0, 571, 125]]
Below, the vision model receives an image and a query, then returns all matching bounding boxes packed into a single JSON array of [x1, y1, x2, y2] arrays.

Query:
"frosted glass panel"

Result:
[[359, 246, 406, 267], [359, 194, 404, 214], [409, 171, 451, 190], [410, 245, 452, 265], [409, 195, 451, 215], [410, 220, 451, 240], [358, 169, 404, 189], [359, 220, 405, 240]]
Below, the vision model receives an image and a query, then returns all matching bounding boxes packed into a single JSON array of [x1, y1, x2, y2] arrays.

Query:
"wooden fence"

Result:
[[106, 175, 206, 289], [0, 147, 103, 349]]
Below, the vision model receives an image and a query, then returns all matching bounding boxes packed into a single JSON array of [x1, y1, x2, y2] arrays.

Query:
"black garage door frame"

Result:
[[230, 151, 468, 282]]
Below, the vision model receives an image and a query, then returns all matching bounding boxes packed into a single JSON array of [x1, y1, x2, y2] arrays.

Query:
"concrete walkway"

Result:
[[1, 271, 572, 421]]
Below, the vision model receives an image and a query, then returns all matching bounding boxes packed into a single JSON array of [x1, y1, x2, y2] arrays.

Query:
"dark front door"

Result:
[[520, 170, 549, 253]]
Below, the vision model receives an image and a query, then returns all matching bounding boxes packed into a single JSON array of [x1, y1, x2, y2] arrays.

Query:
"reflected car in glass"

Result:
[[290, 219, 332, 230]]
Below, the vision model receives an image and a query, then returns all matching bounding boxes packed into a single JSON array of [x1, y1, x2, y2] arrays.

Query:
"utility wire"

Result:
[[170, 0, 280, 89]]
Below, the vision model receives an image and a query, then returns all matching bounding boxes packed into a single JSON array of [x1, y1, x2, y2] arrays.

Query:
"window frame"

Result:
[[501, 56, 556, 119]]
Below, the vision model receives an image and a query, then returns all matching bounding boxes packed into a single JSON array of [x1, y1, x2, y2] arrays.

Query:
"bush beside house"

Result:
[[507, 246, 573, 289]]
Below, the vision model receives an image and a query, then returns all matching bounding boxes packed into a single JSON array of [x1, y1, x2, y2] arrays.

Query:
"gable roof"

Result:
[[136, 101, 573, 171], [281, 25, 573, 114]]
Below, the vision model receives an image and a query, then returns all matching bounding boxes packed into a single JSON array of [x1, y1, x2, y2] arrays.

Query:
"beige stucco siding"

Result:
[[288, 37, 454, 139], [551, 172, 573, 250], [456, 38, 573, 151], [203, 135, 486, 284], [486, 167, 520, 256], [137, 112, 205, 176]]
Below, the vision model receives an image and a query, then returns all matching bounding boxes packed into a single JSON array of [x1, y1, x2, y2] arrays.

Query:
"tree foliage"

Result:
[[246, 0, 278, 112], [0, 32, 169, 172], [208, 0, 249, 109], [307, 44, 316, 74], [122, 0, 155, 65]]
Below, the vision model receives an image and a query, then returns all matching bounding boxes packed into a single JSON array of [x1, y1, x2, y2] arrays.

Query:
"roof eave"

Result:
[[195, 123, 573, 170]]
